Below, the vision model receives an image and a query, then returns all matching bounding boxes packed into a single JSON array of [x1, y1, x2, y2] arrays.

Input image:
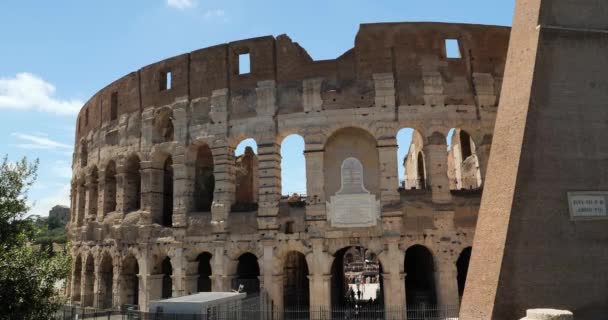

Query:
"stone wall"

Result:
[[67, 22, 509, 313]]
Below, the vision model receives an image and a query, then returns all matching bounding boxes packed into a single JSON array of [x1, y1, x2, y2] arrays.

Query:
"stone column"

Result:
[[112, 262, 121, 309], [172, 152, 188, 228], [257, 142, 281, 232], [423, 132, 452, 204], [381, 240, 406, 315], [140, 161, 162, 225], [261, 242, 282, 310], [138, 251, 150, 310], [211, 242, 233, 291], [75, 180, 86, 226], [96, 170, 106, 222], [304, 144, 326, 235], [435, 259, 459, 309], [93, 261, 101, 308], [115, 162, 127, 218], [84, 172, 98, 224], [171, 247, 185, 297], [210, 144, 236, 234], [377, 138, 401, 205], [308, 274, 331, 315], [147, 274, 164, 303]]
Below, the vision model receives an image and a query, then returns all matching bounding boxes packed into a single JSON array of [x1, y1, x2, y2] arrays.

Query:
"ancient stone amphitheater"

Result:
[[68, 22, 510, 314]]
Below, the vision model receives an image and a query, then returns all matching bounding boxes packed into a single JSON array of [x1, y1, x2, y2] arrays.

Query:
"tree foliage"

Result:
[[0, 156, 71, 319]]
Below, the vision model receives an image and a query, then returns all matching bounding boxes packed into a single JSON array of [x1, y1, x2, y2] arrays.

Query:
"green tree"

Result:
[[0, 156, 71, 319]]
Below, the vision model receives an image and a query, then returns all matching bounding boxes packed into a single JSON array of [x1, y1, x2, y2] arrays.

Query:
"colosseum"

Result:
[[67, 22, 510, 316]]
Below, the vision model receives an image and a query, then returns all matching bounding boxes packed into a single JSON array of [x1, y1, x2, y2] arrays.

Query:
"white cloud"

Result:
[[28, 183, 70, 217], [51, 160, 73, 179], [0, 73, 82, 115], [11, 132, 72, 150], [167, 0, 197, 9], [204, 9, 225, 19]]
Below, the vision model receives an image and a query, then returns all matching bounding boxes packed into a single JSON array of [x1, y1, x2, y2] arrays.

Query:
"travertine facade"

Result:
[[67, 22, 509, 314]]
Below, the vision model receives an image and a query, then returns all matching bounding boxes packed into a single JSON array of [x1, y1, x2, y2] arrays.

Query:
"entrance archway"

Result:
[[197, 252, 212, 292], [121, 255, 139, 307], [330, 247, 384, 316], [72, 255, 82, 303], [234, 253, 260, 294], [99, 253, 114, 309], [161, 257, 172, 299], [283, 251, 309, 312], [457, 247, 472, 301], [404, 245, 437, 308]]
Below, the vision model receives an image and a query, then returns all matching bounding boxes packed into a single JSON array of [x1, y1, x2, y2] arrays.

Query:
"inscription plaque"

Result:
[[567, 191, 608, 220], [327, 157, 380, 228]]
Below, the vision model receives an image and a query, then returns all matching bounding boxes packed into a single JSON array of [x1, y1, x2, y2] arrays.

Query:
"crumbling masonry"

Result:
[[67, 22, 510, 313]]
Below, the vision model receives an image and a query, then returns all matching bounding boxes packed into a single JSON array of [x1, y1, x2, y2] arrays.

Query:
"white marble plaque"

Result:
[[567, 191, 608, 220], [327, 157, 380, 228]]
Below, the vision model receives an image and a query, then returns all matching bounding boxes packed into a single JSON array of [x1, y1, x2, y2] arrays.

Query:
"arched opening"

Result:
[[121, 255, 139, 307], [197, 252, 212, 292], [77, 178, 86, 226], [161, 257, 173, 299], [80, 142, 88, 167], [162, 157, 173, 227], [404, 245, 437, 309], [83, 254, 95, 307], [283, 251, 309, 312], [234, 139, 258, 211], [447, 129, 482, 190], [104, 161, 117, 214], [234, 253, 260, 295], [280, 134, 306, 197], [72, 255, 82, 303], [398, 128, 427, 190], [156, 111, 174, 143], [331, 247, 383, 315], [99, 253, 114, 309], [456, 247, 472, 302], [194, 145, 214, 212], [88, 168, 98, 219], [124, 155, 141, 213]]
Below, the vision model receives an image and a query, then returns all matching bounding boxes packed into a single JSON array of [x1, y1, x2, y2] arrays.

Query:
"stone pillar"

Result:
[[147, 274, 164, 303], [84, 171, 98, 223], [257, 142, 281, 232], [381, 240, 406, 315], [472, 73, 497, 107], [140, 161, 162, 225], [435, 260, 459, 309], [261, 242, 282, 310], [76, 180, 86, 226], [112, 262, 121, 309], [520, 309, 573, 320], [171, 247, 185, 297], [423, 132, 452, 204], [184, 274, 199, 296], [377, 138, 400, 205], [70, 263, 81, 303], [304, 143, 326, 236], [172, 152, 188, 228], [96, 170, 106, 222], [93, 261, 101, 308], [211, 242, 232, 291], [308, 275, 331, 315], [210, 144, 236, 234], [115, 163, 127, 218], [81, 266, 92, 307], [303, 78, 323, 112]]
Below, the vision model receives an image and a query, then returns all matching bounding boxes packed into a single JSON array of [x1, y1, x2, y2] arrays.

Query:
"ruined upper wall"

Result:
[[74, 22, 510, 141]]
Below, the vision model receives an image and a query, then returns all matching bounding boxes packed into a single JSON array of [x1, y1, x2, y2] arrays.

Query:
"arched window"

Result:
[[104, 161, 117, 214], [447, 129, 482, 190], [156, 111, 174, 143], [88, 168, 98, 219], [162, 157, 173, 227], [280, 134, 306, 197], [234, 139, 258, 211], [398, 128, 426, 190], [194, 145, 214, 212], [125, 156, 141, 213]]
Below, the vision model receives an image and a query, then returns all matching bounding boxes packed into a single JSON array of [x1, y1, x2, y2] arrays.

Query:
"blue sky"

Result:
[[0, 0, 514, 216]]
